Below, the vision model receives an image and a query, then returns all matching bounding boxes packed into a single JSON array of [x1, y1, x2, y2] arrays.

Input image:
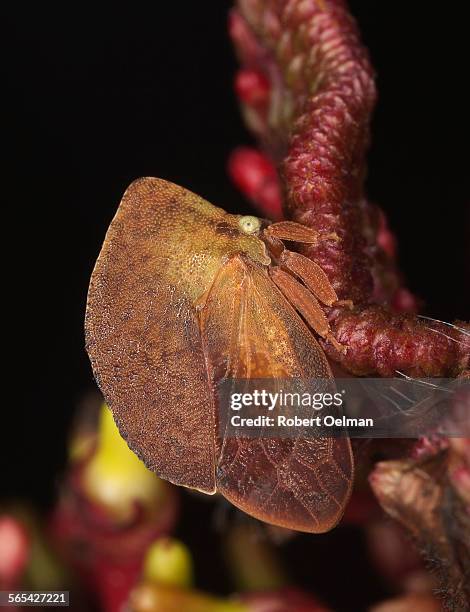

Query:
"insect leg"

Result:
[[269, 267, 346, 354], [279, 250, 338, 306], [264, 221, 321, 244]]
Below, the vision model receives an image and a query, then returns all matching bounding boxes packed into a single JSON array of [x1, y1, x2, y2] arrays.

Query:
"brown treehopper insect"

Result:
[[85, 177, 353, 533]]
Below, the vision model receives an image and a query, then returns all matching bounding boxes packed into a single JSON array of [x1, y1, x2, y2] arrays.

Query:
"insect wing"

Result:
[[199, 255, 353, 532]]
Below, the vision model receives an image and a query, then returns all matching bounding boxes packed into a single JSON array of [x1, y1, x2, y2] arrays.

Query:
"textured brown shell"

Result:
[[85, 177, 353, 532]]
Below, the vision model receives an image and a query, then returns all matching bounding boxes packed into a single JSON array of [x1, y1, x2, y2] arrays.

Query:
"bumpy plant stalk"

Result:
[[230, 0, 469, 378], [230, 1, 470, 607]]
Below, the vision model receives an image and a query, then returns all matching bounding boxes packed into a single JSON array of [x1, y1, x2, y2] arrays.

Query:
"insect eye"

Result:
[[238, 215, 261, 235]]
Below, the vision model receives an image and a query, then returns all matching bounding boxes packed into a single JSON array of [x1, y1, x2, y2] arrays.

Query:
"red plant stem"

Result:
[[328, 307, 469, 377], [231, 0, 469, 377]]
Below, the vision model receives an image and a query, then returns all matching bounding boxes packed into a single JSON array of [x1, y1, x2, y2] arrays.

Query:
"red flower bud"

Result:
[[228, 147, 283, 220], [391, 288, 419, 314], [235, 70, 270, 106]]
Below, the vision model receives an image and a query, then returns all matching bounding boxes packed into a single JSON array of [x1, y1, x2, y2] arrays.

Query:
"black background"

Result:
[[4, 3, 470, 610]]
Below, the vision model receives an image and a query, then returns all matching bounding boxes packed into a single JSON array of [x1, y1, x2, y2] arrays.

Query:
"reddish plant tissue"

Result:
[[0, 516, 30, 589], [228, 146, 283, 219], [241, 588, 330, 611], [229, 2, 469, 607], [235, 69, 271, 106], [230, 0, 469, 378], [50, 469, 177, 612]]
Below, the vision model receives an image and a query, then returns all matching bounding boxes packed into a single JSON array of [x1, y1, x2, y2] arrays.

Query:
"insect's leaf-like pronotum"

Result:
[[86, 178, 218, 493]]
